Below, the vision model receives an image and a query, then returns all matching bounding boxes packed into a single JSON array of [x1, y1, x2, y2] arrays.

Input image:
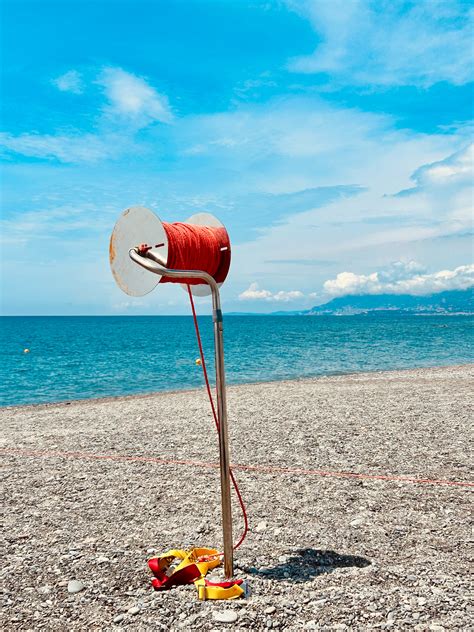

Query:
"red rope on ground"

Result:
[[187, 285, 249, 551], [2, 447, 472, 489]]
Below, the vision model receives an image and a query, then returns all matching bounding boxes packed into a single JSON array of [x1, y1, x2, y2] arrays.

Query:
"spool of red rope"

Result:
[[110, 208, 232, 296], [161, 222, 231, 285]]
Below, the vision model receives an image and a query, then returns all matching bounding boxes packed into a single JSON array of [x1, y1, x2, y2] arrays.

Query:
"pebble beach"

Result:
[[1, 365, 473, 630]]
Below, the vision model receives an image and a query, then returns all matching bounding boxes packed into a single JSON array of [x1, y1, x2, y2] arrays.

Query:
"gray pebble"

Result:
[[67, 580, 85, 594], [213, 610, 239, 623], [128, 606, 140, 615]]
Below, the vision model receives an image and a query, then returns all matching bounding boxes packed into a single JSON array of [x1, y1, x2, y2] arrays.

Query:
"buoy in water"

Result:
[[195, 358, 201, 365], [23, 348, 30, 354]]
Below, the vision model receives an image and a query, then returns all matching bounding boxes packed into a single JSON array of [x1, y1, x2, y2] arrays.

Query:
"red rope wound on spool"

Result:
[[161, 222, 231, 285]]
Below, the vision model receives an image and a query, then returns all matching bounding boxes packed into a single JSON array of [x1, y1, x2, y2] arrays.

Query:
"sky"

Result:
[[1, 0, 473, 315]]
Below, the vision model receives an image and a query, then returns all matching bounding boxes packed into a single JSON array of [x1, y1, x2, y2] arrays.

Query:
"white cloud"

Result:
[[0, 132, 120, 163], [286, 0, 474, 87], [98, 67, 173, 126], [0, 202, 116, 245], [1, 65, 171, 163], [179, 98, 390, 163], [323, 262, 474, 297], [239, 282, 273, 300], [273, 289, 305, 302], [391, 143, 474, 229], [239, 282, 303, 302], [52, 70, 84, 94], [407, 143, 474, 191]]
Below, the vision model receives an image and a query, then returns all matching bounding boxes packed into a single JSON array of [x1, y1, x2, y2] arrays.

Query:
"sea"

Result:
[[1, 314, 473, 407]]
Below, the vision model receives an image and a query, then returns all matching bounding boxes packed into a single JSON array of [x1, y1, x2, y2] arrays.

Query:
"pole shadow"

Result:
[[243, 548, 371, 583]]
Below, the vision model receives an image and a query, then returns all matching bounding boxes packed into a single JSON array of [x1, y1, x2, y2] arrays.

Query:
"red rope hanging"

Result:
[[161, 222, 231, 285], [187, 286, 249, 554]]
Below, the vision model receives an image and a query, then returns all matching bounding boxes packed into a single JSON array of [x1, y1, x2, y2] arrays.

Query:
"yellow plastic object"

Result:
[[166, 548, 221, 575], [195, 577, 245, 600], [148, 547, 246, 600]]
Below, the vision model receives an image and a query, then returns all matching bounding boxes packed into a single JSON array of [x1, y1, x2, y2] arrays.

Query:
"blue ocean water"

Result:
[[1, 315, 472, 407]]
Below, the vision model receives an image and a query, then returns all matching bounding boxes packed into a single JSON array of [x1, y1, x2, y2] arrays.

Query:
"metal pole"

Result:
[[129, 248, 234, 578], [212, 300, 234, 579]]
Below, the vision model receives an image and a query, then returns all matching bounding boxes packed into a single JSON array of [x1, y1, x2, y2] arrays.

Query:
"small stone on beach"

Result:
[[96, 556, 109, 564], [213, 610, 239, 623], [128, 606, 141, 615], [67, 580, 85, 594]]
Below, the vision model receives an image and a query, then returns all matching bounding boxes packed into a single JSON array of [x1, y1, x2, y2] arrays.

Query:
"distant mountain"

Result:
[[226, 289, 474, 316], [306, 289, 474, 315]]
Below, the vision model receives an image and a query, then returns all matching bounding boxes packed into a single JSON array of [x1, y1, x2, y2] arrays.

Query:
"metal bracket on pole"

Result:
[[129, 248, 234, 579]]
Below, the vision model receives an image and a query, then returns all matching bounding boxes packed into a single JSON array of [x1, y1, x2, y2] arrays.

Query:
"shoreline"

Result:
[[2, 361, 473, 411]]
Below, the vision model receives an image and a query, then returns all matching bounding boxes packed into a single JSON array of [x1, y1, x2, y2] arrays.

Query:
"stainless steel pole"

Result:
[[129, 248, 234, 578], [212, 299, 234, 579]]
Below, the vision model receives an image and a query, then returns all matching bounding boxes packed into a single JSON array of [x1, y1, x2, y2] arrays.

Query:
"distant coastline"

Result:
[[231, 288, 474, 317]]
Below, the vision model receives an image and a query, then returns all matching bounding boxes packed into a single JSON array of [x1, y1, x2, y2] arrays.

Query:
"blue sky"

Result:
[[1, 0, 473, 315]]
